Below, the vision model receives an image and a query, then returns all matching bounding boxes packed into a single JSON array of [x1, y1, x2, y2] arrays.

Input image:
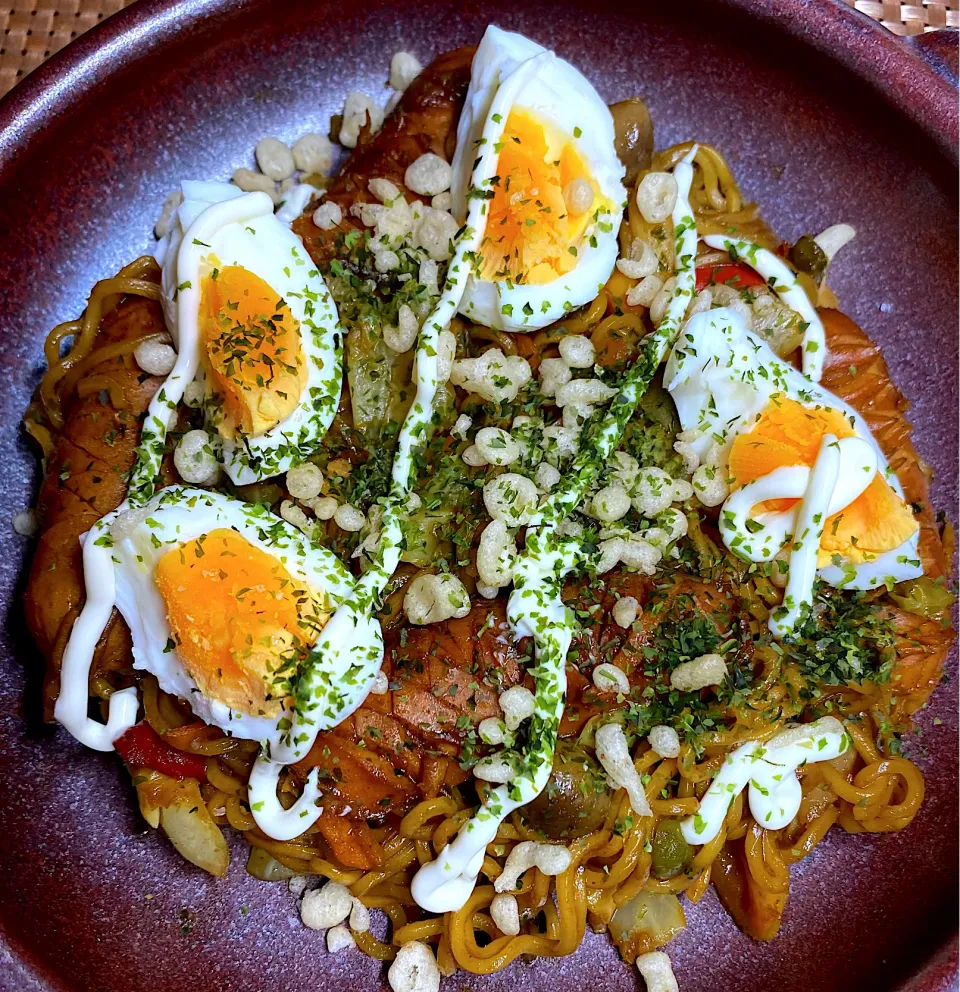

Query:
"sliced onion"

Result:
[[158, 779, 229, 877], [609, 891, 686, 952], [246, 846, 297, 881]]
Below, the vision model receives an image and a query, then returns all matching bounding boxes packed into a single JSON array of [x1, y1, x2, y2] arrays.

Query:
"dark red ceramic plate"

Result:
[[0, 1, 956, 990]]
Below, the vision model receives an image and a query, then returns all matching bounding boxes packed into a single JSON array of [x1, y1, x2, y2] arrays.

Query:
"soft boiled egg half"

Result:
[[449, 26, 626, 332], [104, 487, 355, 747], [157, 181, 343, 485], [664, 307, 922, 593]]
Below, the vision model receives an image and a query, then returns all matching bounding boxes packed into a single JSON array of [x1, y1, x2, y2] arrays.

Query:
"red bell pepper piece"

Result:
[[114, 721, 208, 781], [695, 263, 766, 293]]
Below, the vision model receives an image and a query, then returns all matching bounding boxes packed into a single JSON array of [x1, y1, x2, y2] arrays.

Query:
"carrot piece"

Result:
[[316, 816, 382, 870]]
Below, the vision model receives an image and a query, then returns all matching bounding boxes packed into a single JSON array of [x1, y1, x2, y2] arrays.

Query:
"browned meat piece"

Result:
[[885, 603, 955, 715], [311, 572, 747, 815], [25, 295, 168, 718], [819, 308, 955, 710], [712, 841, 787, 942], [292, 46, 475, 266], [295, 601, 526, 815], [819, 307, 948, 580]]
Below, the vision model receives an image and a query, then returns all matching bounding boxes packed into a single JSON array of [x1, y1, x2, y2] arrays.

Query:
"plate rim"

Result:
[[0, 1, 955, 990], [0, 0, 955, 169]]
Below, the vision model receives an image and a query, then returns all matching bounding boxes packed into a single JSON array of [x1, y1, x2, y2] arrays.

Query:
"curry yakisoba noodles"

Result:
[[22, 24, 954, 991]]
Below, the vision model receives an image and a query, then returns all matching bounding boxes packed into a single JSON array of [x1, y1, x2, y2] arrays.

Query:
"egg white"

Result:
[[449, 26, 626, 332], [664, 307, 923, 590], [106, 487, 355, 747], [157, 182, 344, 485]]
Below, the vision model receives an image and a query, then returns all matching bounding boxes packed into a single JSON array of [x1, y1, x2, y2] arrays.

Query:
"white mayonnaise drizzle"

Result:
[[664, 308, 923, 637], [701, 233, 827, 381], [248, 755, 324, 841], [158, 184, 345, 485], [681, 717, 850, 845], [128, 193, 276, 502], [724, 434, 877, 636], [54, 195, 278, 748], [411, 538, 579, 912], [768, 435, 841, 637], [411, 148, 700, 913], [248, 51, 559, 840], [54, 510, 139, 750], [56, 484, 358, 758]]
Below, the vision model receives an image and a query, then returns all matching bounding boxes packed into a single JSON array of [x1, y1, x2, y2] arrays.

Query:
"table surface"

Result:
[[0, 0, 958, 98]]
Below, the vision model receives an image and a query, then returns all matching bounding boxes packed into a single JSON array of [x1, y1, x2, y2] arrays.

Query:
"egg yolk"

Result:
[[728, 396, 918, 566], [200, 264, 307, 440], [155, 528, 327, 716], [478, 109, 609, 285]]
